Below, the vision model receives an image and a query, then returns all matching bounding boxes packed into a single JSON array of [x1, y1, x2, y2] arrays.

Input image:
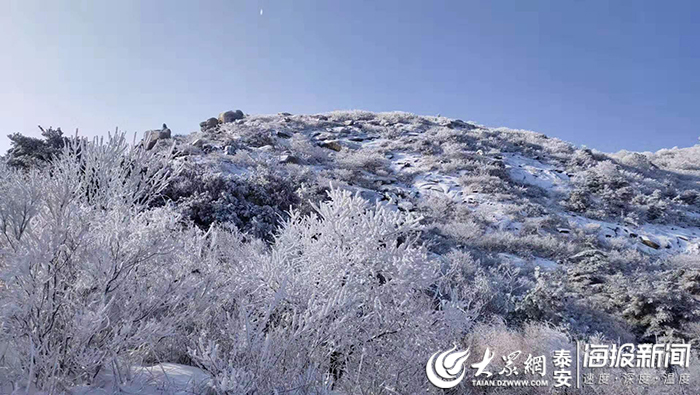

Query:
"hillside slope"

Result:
[[157, 109, 700, 344], [162, 110, 700, 258], [2, 110, 700, 393]]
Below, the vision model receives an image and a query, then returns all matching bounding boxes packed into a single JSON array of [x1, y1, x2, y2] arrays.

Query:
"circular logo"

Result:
[[426, 345, 471, 389]]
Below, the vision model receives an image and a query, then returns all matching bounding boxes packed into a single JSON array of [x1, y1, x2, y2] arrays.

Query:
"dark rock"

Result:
[[279, 112, 292, 116], [319, 141, 342, 152], [219, 110, 245, 123], [200, 117, 220, 131], [570, 273, 606, 286], [143, 130, 162, 150], [276, 130, 293, 138], [279, 154, 300, 164], [640, 236, 660, 249], [398, 201, 414, 211], [159, 124, 172, 139], [445, 119, 475, 130], [142, 123, 173, 150]]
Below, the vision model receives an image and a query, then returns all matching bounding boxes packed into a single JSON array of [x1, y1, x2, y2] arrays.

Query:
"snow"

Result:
[[497, 253, 559, 271], [503, 153, 571, 193], [413, 173, 464, 201], [565, 213, 700, 255], [533, 257, 559, 270], [66, 364, 212, 395]]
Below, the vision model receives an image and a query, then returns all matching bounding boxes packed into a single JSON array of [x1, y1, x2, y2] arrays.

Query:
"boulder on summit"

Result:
[[218, 110, 245, 123]]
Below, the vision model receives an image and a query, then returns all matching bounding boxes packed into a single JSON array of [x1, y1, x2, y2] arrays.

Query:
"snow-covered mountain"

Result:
[[159, 110, 700, 258], [2, 110, 700, 394]]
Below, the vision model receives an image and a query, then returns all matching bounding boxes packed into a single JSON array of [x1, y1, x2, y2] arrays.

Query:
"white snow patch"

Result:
[[566, 214, 700, 254], [67, 363, 212, 395], [413, 173, 463, 201], [503, 153, 571, 192], [533, 256, 559, 271], [497, 253, 558, 271]]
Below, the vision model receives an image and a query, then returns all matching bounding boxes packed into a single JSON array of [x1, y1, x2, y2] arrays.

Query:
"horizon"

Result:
[[1, 0, 699, 155]]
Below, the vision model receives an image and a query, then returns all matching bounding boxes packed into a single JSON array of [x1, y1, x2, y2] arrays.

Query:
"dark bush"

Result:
[[159, 164, 302, 240], [6, 126, 68, 169]]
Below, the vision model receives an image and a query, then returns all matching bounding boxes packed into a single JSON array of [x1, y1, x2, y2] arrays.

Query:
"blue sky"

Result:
[[1, 0, 698, 154]]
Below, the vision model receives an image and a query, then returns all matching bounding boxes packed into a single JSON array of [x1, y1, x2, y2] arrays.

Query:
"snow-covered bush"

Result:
[[336, 149, 390, 174], [563, 158, 691, 222], [0, 131, 482, 393], [219, 122, 277, 148], [160, 163, 304, 239], [615, 150, 654, 171], [459, 174, 509, 194], [471, 231, 577, 260], [517, 246, 700, 343], [182, 188, 476, 393], [568, 148, 598, 170], [437, 251, 530, 323], [0, 134, 193, 391], [578, 161, 628, 193], [289, 134, 331, 164]]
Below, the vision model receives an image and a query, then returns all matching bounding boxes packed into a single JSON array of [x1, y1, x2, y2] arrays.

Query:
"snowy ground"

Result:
[[502, 152, 571, 193], [62, 364, 212, 395]]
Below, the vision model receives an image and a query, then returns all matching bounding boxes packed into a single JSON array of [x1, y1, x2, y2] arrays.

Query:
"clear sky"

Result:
[[1, 0, 698, 154]]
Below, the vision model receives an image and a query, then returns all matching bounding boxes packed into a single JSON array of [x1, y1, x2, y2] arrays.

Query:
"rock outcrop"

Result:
[[143, 123, 172, 150], [200, 117, 220, 132], [218, 110, 245, 123]]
